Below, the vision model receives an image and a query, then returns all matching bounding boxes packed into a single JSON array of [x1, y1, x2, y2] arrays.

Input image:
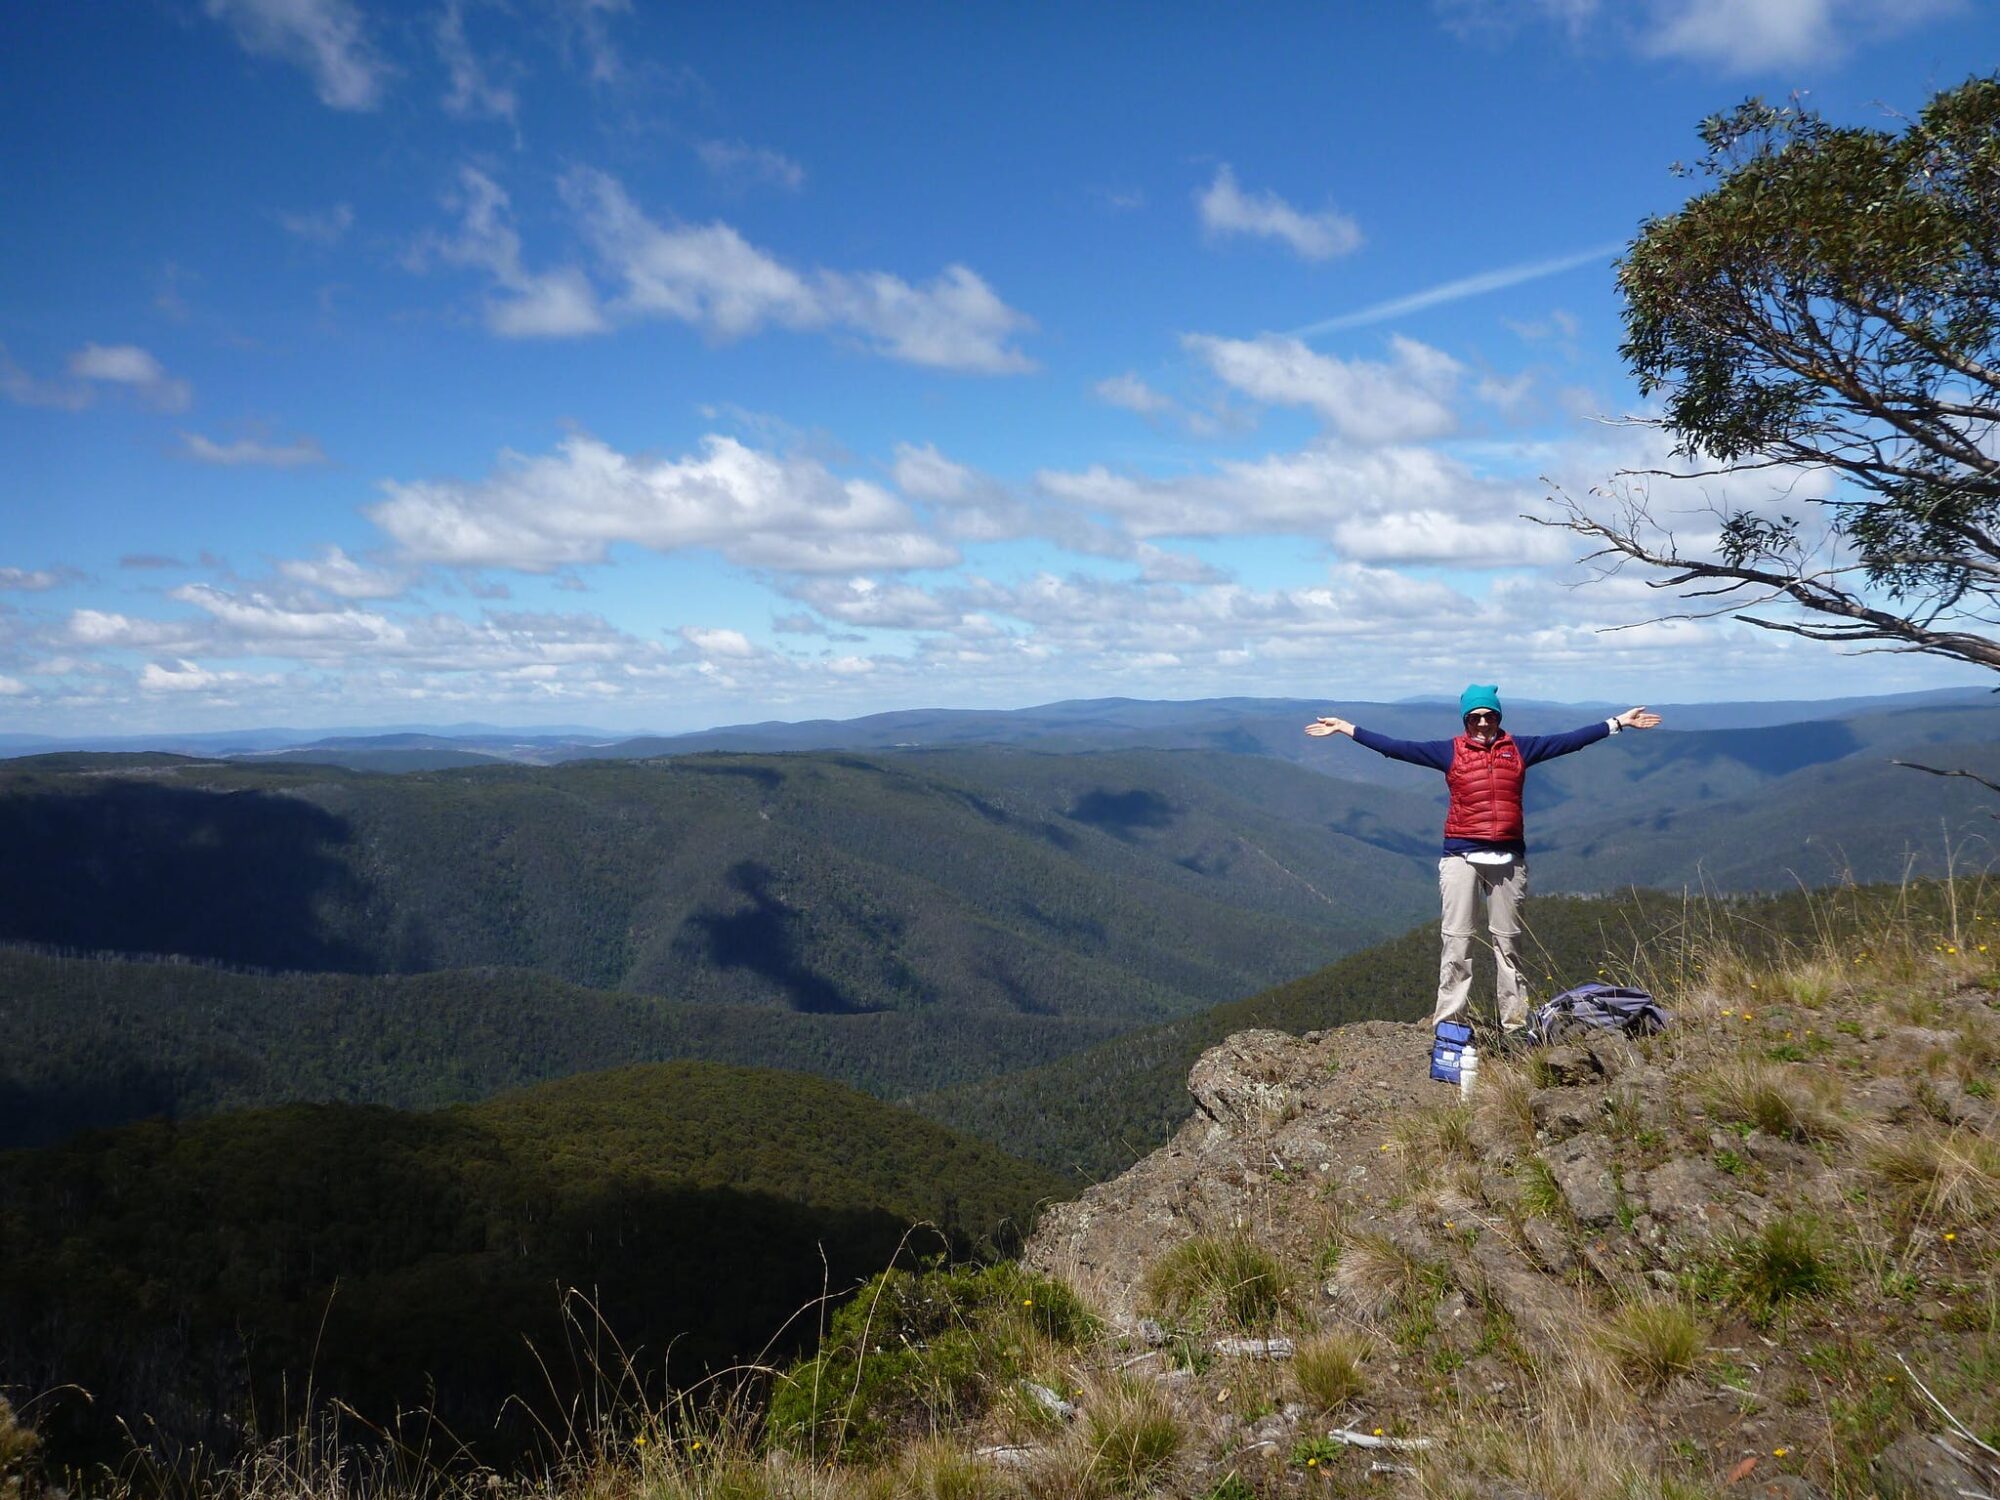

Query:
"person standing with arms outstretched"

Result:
[[1306, 686, 1663, 1046]]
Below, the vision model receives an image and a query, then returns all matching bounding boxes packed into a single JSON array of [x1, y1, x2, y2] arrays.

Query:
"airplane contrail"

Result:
[[1289, 241, 1624, 339]]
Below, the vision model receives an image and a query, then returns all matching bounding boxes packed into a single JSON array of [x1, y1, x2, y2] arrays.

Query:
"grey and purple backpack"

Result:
[[1530, 983, 1668, 1045]]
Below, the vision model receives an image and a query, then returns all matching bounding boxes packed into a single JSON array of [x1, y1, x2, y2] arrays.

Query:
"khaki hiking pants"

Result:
[[1434, 854, 1529, 1032]]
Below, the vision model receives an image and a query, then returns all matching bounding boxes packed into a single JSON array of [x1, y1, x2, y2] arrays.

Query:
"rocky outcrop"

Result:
[[1022, 980, 2000, 1498]]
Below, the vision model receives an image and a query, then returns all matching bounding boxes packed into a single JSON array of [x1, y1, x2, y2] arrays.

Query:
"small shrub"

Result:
[[1141, 1235, 1291, 1331], [1083, 1379, 1183, 1493], [1293, 1328, 1371, 1411], [1727, 1215, 1840, 1321], [769, 1262, 1096, 1461], [1594, 1299, 1704, 1392]]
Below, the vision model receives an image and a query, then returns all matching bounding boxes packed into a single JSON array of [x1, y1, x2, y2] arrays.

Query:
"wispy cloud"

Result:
[[436, 0, 519, 121], [278, 203, 355, 245], [1196, 165, 1361, 261], [696, 139, 806, 192], [1290, 242, 1619, 337], [203, 0, 388, 111], [180, 431, 329, 468]]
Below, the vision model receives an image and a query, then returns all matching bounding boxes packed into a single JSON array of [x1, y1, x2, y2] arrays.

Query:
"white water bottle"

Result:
[[1459, 1043, 1480, 1098]]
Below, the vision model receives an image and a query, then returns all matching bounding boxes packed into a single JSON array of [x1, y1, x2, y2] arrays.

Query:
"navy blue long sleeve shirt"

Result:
[[1351, 720, 1615, 856]]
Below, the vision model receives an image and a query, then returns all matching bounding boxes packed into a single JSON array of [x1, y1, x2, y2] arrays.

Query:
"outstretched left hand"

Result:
[[1618, 707, 1663, 730]]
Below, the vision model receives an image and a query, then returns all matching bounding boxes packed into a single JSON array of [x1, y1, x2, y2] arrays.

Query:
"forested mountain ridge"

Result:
[[0, 746, 1443, 1018], [0, 949, 1126, 1148], [0, 1060, 1059, 1463]]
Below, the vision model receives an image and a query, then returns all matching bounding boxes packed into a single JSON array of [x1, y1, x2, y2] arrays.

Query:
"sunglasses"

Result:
[[1466, 711, 1501, 724]]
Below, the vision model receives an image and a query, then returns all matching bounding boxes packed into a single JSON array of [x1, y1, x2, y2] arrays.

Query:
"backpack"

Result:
[[1530, 983, 1668, 1046]]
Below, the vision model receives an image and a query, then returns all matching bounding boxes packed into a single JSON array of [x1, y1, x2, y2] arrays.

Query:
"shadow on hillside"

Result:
[[0, 781, 370, 970], [678, 759, 787, 791], [687, 861, 881, 1013], [5, 1104, 944, 1467], [0, 1062, 196, 1149], [1325, 809, 1436, 859], [1066, 787, 1177, 837]]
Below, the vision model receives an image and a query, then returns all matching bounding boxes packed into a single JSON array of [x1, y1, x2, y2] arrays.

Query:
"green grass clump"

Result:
[[768, 1261, 1095, 1461], [1141, 1234, 1291, 1331], [1725, 1215, 1841, 1322], [1083, 1379, 1184, 1493], [1594, 1299, 1705, 1392], [1292, 1329, 1371, 1411]]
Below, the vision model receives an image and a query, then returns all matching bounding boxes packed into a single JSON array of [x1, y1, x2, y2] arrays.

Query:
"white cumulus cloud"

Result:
[[416, 166, 1035, 372], [368, 431, 958, 576], [1183, 333, 1461, 444], [436, 0, 518, 121], [1196, 165, 1362, 261], [1641, 0, 1961, 71], [66, 344, 193, 412], [418, 168, 610, 338], [681, 626, 757, 657], [277, 545, 409, 599]]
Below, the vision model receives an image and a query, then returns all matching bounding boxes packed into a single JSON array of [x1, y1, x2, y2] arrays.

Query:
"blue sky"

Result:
[[2, 0, 1994, 733]]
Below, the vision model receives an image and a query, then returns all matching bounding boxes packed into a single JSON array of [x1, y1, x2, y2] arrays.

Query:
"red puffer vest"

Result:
[[1444, 732, 1525, 842]]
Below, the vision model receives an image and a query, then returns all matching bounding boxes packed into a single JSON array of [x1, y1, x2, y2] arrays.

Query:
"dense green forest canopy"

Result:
[[0, 1061, 1058, 1466], [0, 952, 1127, 1148], [0, 748, 1448, 1018]]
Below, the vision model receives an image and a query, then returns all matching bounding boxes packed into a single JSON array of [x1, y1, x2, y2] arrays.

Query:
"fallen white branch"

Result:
[[1327, 1427, 1434, 1453], [1213, 1337, 1295, 1360], [1895, 1354, 2000, 1466], [976, 1445, 1043, 1469]]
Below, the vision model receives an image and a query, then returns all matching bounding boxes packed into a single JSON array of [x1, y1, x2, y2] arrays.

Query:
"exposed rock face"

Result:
[[1025, 1021, 1432, 1320], [1872, 1432, 1997, 1499], [1186, 1028, 1311, 1128], [1543, 1132, 1620, 1226]]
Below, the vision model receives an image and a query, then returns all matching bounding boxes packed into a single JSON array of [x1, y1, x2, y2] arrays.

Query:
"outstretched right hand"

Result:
[[1305, 716, 1355, 738]]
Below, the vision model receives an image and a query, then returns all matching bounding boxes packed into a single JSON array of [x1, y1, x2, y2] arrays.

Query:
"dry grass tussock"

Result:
[[1137, 1234, 1292, 1333], [1698, 1057, 1846, 1141], [1290, 1328, 1372, 1413], [1415, 1418, 1725, 1500], [1869, 1122, 2000, 1223], [1330, 1229, 1443, 1322]]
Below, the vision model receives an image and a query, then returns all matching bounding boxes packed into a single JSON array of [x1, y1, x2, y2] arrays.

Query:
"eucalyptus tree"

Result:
[[1550, 76, 2000, 673]]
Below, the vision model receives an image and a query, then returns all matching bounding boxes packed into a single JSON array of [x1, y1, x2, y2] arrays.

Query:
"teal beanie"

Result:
[[1458, 684, 1502, 720]]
